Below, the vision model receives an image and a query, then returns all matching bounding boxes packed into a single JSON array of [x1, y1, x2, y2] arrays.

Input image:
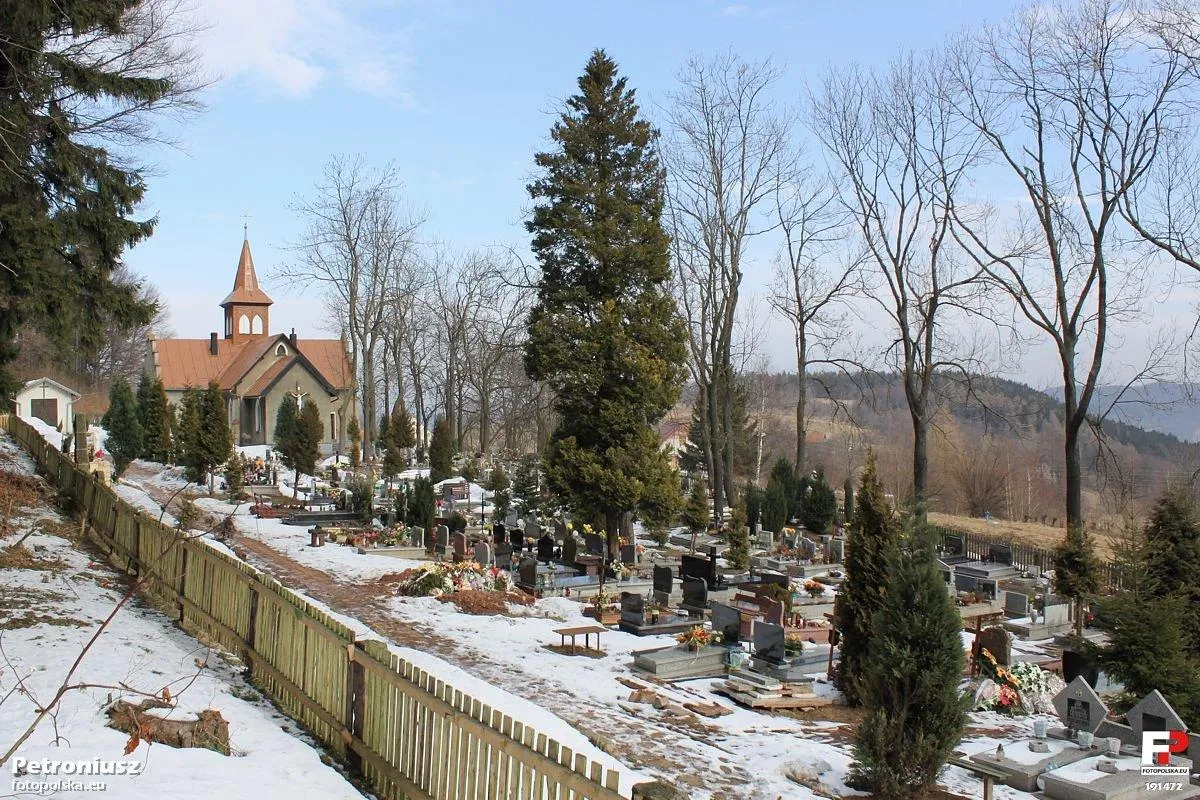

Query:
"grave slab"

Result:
[[966, 737, 1096, 791], [631, 645, 728, 681], [1041, 755, 1196, 800]]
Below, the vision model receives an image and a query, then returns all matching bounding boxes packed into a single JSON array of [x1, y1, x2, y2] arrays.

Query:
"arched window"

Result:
[[275, 343, 287, 356], [252, 315, 263, 335], [238, 314, 250, 334]]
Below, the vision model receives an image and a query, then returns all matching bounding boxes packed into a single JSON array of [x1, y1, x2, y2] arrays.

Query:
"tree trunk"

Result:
[[704, 376, 724, 525], [910, 394, 928, 523], [795, 336, 807, 472], [362, 347, 377, 461], [1064, 413, 1084, 530], [479, 381, 491, 455]]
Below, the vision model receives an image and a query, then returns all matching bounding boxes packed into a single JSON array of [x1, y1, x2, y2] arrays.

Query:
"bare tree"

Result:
[[665, 51, 794, 522], [812, 51, 986, 520], [948, 0, 1190, 530], [768, 169, 862, 470], [276, 156, 423, 462]]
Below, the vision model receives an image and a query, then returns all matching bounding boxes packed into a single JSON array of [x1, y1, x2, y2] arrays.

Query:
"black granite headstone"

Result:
[[492, 523, 506, 545], [620, 592, 645, 627], [517, 557, 537, 589], [681, 576, 708, 613], [620, 543, 636, 564], [753, 622, 786, 664], [944, 534, 964, 556], [711, 602, 741, 644], [585, 533, 605, 556], [509, 529, 524, 552], [989, 543, 1013, 565], [561, 537, 578, 566], [537, 532, 555, 563]]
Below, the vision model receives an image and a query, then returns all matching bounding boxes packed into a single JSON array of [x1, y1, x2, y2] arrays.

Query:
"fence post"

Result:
[[177, 547, 189, 622], [344, 641, 366, 773], [245, 585, 260, 667]]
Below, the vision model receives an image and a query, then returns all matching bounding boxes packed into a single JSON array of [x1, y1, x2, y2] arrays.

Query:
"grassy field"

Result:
[[928, 511, 1120, 559]]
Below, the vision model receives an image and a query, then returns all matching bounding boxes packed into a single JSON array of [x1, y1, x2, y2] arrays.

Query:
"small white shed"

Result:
[[15, 377, 80, 431]]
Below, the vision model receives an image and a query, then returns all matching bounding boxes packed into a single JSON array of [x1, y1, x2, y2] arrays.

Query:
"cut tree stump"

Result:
[[106, 698, 231, 756]]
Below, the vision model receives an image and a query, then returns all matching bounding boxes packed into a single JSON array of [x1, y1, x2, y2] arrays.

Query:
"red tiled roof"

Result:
[[153, 335, 352, 393], [220, 238, 273, 307], [244, 356, 295, 397]]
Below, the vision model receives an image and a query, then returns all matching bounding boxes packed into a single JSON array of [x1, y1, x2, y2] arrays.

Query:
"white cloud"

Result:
[[190, 0, 411, 98]]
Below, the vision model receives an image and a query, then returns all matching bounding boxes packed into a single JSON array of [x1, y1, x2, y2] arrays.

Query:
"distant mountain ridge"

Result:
[[1043, 382, 1200, 443]]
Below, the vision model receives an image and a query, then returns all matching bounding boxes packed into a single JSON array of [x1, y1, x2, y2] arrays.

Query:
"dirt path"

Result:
[[120, 465, 758, 798]]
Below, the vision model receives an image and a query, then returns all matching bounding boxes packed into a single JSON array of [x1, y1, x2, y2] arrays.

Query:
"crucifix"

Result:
[[241, 211, 251, 238]]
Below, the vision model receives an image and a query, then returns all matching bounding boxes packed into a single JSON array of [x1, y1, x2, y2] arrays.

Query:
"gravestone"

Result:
[[561, 536, 578, 567], [1043, 602, 1069, 627], [978, 625, 1013, 666], [553, 518, 567, 539], [450, 532, 468, 562], [756, 530, 774, 550], [492, 523, 506, 545], [761, 598, 785, 627], [620, 592, 645, 628], [537, 532, 555, 564], [681, 576, 708, 616], [620, 543, 636, 564], [525, 519, 539, 540], [435, 524, 450, 557], [989, 543, 1013, 565], [711, 602, 742, 644], [495, 542, 513, 562], [826, 538, 844, 563], [1126, 690, 1187, 740], [1004, 590, 1029, 617], [410, 526, 425, 547], [944, 534, 965, 556], [585, 533, 605, 557], [652, 565, 673, 605], [509, 529, 524, 552], [1053, 676, 1109, 734], [504, 510, 519, 529], [681, 554, 718, 588], [517, 557, 538, 591], [473, 540, 494, 566], [753, 622, 786, 664]]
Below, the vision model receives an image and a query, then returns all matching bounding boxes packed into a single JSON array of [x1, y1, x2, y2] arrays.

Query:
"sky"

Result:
[[124, 0, 1191, 390]]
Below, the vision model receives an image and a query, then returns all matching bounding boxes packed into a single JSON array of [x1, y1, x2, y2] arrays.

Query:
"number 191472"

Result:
[[1144, 782, 1183, 792]]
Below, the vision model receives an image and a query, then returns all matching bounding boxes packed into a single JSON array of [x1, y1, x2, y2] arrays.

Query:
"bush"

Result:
[[176, 495, 202, 532], [348, 477, 373, 521]]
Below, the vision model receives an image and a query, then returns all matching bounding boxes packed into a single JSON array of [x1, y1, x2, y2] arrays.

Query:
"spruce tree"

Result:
[[487, 465, 511, 519], [273, 394, 299, 478], [743, 483, 765, 535], [762, 481, 790, 533], [0, 0, 193, 398], [292, 401, 323, 492], [428, 416, 454, 483], [381, 405, 411, 483], [101, 377, 143, 477], [136, 372, 156, 459], [224, 451, 245, 500], [1142, 487, 1200, 655], [523, 50, 687, 554], [800, 469, 838, 534], [175, 387, 202, 478], [197, 380, 232, 493], [147, 378, 173, 463], [376, 411, 390, 453], [346, 415, 362, 472], [411, 476, 436, 535], [849, 523, 967, 798], [1054, 525, 1101, 638], [725, 494, 751, 570], [513, 456, 541, 519], [678, 379, 758, 480], [683, 478, 710, 532], [838, 449, 901, 707]]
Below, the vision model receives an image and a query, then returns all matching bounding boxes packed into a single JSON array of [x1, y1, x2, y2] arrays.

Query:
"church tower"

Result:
[[220, 236, 273, 342]]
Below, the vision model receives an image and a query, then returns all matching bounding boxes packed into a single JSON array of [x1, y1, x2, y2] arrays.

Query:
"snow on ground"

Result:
[[25, 416, 65, 450], [0, 434, 362, 800]]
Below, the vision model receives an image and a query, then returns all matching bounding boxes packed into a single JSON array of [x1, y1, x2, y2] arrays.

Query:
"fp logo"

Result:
[[1141, 730, 1189, 766]]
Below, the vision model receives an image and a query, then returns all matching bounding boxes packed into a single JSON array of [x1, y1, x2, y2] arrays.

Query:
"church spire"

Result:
[[220, 235, 272, 341], [220, 237, 273, 307]]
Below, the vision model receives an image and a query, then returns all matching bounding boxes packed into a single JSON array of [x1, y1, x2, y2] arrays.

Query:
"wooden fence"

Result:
[[930, 523, 1124, 591], [1, 414, 626, 800]]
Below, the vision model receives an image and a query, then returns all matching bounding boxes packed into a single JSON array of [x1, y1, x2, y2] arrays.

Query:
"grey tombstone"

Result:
[[1042, 602, 1070, 627], [473, 540, 494, 566], [495, 542, 513, 562], [1004, 590, 1029, 617], [451, 532, 468, 561], [826, 538, 844, 563], [504, 510, 519, 529], [711, 602, 741, 644], [517, 557, 538, 590], [410, 526, 425, 547], [753, 621, 786, 664], [652, 565, 673, 605], [681, 576, 708, 616], [756, 530, 774, 550], [1053, 676, 1110, 734], [553, 518, 568, 539], [525, 519, 539, 539], [620, 592, 645, 628], [978, 625, 1013, 666], [436, 524, 450, 555], [1126, 690, 1187, 740], [560, 536, 578, 567], [584, 533, 605, 557], [797, 537, 816, 560]]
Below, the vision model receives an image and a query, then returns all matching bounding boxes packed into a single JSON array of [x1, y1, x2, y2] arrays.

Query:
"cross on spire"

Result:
[[241, 211, 251, 240]]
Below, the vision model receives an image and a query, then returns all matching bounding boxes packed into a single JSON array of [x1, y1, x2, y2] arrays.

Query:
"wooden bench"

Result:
[[946, 755, 1007, 800], [552, 625, 606, 653]]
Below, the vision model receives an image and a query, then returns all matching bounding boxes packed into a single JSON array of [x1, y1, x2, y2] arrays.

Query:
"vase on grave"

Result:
[[1034, 719, 1048, 739], [688, 643, 700, 653]]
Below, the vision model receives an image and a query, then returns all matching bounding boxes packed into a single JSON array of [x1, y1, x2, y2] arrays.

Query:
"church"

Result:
[[147, 237, 355, 455]]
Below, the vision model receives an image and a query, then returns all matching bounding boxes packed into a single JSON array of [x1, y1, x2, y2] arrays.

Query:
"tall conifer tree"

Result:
[[102, 377, 142, 476], [428, 416, 454, 484], [524, 50, 687, 553], [837, 449, 900, 706], [1142, 487, 1200, 655], [196, 380, 231, 493], [136, 373, 172, 462]]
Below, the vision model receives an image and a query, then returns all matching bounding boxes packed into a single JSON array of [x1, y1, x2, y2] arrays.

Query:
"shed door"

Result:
[[30, 398, 58, 426]]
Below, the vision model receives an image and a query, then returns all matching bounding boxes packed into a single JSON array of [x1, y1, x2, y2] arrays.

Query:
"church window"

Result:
[[238, 314, 250, 334], [252, 315, 263, 334], [275, 343, 287, 356]]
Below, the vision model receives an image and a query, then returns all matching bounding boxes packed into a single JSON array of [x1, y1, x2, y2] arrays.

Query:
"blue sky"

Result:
[[129, 0, 1053, 366]]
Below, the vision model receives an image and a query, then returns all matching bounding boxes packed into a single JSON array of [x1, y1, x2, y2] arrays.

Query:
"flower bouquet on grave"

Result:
[[785, 634, 805, 655], [360, 530, 380, 548], [803, 579, 825, 598], [609, 561, 633, 581], [676, 626, 719, 652]]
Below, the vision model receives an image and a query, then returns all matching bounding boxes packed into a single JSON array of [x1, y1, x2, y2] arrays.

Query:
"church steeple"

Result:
[[220, 235, 273, 341]]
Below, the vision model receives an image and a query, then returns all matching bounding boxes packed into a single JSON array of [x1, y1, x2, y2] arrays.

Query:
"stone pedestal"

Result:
[[632, 645, 727, 681]]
